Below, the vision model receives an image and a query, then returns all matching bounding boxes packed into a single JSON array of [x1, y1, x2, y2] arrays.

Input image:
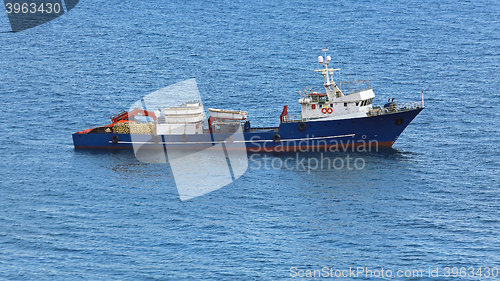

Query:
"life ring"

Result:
[[311, 104, 316, 109], [111, 135, 119, 144], [298, 122, 306, 131], [181, 134, 189, 142], [327, 108, 333, 114], [273, 134, 281, 143], [321, 108, 328, 114]]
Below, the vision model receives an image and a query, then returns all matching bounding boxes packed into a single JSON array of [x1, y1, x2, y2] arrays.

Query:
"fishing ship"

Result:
[[72, 49, 424, 152]]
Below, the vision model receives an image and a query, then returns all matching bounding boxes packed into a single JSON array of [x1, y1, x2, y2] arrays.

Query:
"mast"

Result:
[[314, 48, 341, 97]]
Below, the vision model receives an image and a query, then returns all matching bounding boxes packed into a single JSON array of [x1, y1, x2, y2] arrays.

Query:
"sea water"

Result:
[[0, 0, 498, 279]]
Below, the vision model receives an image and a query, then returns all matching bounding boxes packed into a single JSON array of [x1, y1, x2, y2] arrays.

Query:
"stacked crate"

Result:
[[113, 122, 156, 135], [130, 123, 156, 135], [112, 122, 130, 134]]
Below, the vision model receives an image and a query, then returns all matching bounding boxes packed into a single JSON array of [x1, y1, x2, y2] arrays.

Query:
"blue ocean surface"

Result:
[[0, 0, 499, 280]]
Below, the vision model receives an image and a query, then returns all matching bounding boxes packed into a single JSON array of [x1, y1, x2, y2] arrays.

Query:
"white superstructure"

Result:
[[156, 101, 205, 135], [299, 48, 375, 121], [208, 108, 247, 120], [207, 108, 248, 134]]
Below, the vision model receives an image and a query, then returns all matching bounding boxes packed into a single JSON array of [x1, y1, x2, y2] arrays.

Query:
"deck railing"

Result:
[[282, 114, 303, 123], [282, 100, 424, 121], [368, 100, 424, 117], [396, 101, 424, 111]]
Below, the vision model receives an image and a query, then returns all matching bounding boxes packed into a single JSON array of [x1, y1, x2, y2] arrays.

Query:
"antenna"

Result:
[[319, 47, 331, 68], [322, 47, 329, 58]]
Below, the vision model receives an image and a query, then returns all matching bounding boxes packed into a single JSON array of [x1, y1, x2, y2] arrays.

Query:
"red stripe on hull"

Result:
[[75, 141, 393, 152], [245, 141, 393, 152]]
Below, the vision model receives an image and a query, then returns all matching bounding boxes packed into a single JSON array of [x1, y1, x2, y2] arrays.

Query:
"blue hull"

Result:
[[73, 108, 423, 152]]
